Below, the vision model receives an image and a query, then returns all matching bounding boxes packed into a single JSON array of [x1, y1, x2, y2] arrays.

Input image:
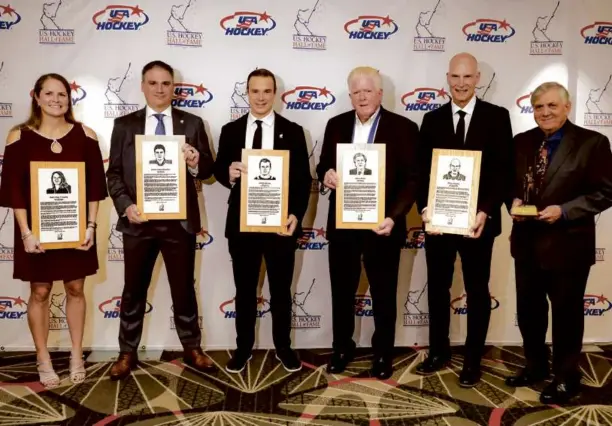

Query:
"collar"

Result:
[[248, 110, 275, 127], [355, 106, 381, 126], [544, 123, 566, 142], [451, 95, 477, 116], [146, 105, 172, 118]]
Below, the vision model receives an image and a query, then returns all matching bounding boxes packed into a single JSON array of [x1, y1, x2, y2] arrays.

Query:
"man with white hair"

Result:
[[506, 82, 612, 404], [416, 52, 514, 387], [317, 66, 419, 379]]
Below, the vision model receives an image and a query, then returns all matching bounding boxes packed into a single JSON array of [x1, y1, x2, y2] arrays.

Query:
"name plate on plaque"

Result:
[[30, 161, 86, 249], [336, 143, 386, 229], [425, 148, 481, 235], [240, 149, 290, 233], [135, 135, 187, 220]]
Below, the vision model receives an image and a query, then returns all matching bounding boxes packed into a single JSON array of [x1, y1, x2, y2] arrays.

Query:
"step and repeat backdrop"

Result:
[[0, 0, 611, 350]]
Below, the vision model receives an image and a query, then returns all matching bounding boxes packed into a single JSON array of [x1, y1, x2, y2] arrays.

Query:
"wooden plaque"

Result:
[[30, 161, 86, 249], [240, 149, 290, 233], [135, 135, 187, 220]]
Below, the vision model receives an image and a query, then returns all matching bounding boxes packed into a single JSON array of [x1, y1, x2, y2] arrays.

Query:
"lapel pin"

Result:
[[280, 133, 283, 139], [180, 119, 184, 124]]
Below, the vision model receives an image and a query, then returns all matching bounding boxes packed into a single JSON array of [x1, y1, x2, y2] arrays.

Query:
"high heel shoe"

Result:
[[37, 360, 60, 389], [69, 355, 86, 384]]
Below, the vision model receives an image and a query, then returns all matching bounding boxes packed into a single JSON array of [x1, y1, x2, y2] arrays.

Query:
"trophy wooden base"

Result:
[[511, 205, 539, 216]]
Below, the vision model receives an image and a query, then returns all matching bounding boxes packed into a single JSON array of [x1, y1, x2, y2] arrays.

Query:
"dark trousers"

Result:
[[119, 222, 200, 352], [425, 234, 495, 366], [228, 233, 296, 352], [329, 231, 401, 357], [515, 260, 590, 381]]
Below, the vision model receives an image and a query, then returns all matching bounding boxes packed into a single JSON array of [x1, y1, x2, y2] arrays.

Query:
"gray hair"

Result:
[[347, 66, 382, 91], [530, 82, 570, 105]]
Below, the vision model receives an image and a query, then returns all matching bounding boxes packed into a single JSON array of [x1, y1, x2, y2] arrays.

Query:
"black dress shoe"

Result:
[[505, 368, 550, 387], [326, 350, 354, 374], [415, 355, 450, 375], [371, 356, 393, 380], [225, 350, 252, 374], [459, 366, 481, 388], [275, 348, 302, 372], [540, 379, 580, 404]]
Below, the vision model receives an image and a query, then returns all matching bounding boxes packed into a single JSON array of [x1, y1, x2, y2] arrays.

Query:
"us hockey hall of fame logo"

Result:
[[230, 81, 249, 121], [403, 282, 429, 326], [167, 0, 202, 47], [105, 63, 139, 118], [0, 155, 14, 261], [39, 0, 75, 44], [291, 278, 321, 328], [0, 62, 12, 118], [530, 1, 562, 55], [585, 74, 612, 127], [108, 222, 124, 261], [49, 293, 68, 330], [293, 0, 326, 50], [414, 0, 445, 52]]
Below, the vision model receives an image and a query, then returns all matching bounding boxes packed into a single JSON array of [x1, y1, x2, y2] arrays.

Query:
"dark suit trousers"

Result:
[[329, 231, 401, 357], [425, 234, 495, 365], [515, 260, 590, 381], [119, 222, 200, 352], [228, 233, 296, 352]]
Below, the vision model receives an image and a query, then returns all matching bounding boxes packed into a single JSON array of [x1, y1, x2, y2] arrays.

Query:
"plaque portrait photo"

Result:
[[135, 135, 187, 220], [425, 148, 481, 235], [336, 143, 385, 229], [30, 161, 86, 249], [240, 149, 289, 233]]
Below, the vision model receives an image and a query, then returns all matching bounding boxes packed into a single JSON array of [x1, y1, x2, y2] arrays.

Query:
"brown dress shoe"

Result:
[[110, 352, 138, 381], [183, 348, 214, 371]]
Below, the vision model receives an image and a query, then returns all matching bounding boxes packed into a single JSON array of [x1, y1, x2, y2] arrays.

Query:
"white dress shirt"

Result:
[[451, 95, 477, 139], [245, 110, 275, 149], [352, 107, 381, 144]]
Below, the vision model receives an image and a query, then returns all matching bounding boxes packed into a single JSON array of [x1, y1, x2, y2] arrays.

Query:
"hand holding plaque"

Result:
[[510, 166, 538, 217]]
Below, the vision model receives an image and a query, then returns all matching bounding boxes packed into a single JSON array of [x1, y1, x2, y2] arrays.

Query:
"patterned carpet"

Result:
[[0, 345, 611, 425]]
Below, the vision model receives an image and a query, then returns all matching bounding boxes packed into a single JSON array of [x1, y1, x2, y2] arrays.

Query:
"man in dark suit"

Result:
[[415, 53, 514, 387], [106, 60, 215, 380], [348, 152, 372, 175], [317, 66, 419, 379], [149, 144, 173, 166], [505, 82, 612, 404], [213, 68, 311, 374], [254, 158, 276, 180]]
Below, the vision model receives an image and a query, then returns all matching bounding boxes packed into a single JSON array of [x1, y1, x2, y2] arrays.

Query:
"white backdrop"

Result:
[[0, 0, 611, 351]]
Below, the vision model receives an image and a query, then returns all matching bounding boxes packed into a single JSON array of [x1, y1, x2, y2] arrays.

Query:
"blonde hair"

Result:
[[530, 82, 570, 105], [347, 66, 382, 91]]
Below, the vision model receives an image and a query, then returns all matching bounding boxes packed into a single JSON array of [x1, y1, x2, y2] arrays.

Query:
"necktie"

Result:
[[252, 120, 263, 150], [154, 113, 166, 135], [456, 110, 466, 145], [534, 139, 549, 195]]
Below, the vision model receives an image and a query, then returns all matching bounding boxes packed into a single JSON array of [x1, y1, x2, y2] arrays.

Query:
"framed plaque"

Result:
[[425, 148, 481, 235], [336, 143, 386, 229], [240, 149, 290, 233], [30, 161, 86, 250], [135, 135, 187, 220]]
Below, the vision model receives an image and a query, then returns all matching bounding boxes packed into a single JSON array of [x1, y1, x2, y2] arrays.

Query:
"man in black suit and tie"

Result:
[[106, 60, 215, 380], [415, 53, 513, 387], [317, 66, 420, 379], [149, 144, 173, 166], [254, 158, 276, 180], [213, 69, 311, 374], [505, 82, 612, 404]]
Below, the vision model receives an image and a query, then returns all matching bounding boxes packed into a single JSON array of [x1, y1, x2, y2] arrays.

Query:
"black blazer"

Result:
[[417, 98, 513, 238], [315, 107, 420, 242], [213, 112, 311, 238], [510, 120, 612, 268], [106, 107, 214, 236]]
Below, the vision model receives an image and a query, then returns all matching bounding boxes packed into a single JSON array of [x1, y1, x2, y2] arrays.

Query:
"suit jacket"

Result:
[[510, 120, 612, 268], [106, 107, 214, 236], [349, 168, 372, 175], [315, 107, 420, 242], [417, 98, 513, 238], [213, 112, 311, 238]]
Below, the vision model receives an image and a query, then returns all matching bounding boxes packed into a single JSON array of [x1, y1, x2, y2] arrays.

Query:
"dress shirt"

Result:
[[245, 110, 275, 149], [451, 95, 477, 139], [352, 107, 381, 144]]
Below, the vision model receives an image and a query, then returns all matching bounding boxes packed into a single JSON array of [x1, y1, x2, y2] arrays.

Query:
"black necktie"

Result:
[[456, 110, 466, 145], [252, 120, 263, 150]]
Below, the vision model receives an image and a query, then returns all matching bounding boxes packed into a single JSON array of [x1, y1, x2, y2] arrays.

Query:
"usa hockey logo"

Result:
[[584, 294, 612, 316], [99, 296, 153, 319], [581, 21, 612, 45], [92, 5, 149, 31], [172, 83, 213, 108], [401, 87, 448, 112], [451, 294, 500, 315], [220, 11, 276, 36], [463, 19, 516, 43], [516, 93, 533, 114], [220, 296, 271, 319], [281, 86, 335, 111], [0, 5, 21, 30], [344, 15, 398, 40], [0, 296, 27, 319]]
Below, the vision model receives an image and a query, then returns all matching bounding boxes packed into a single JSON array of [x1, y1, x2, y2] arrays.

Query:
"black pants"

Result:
[[228, 233, 296, 352], [425, 234, 495, 366], [119, 222, 200, 352], [329, 231, 401, 357], [515, 260, 590, 381]]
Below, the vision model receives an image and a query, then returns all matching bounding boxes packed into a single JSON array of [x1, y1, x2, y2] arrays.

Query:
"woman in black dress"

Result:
[[0, 74, 107, 388]]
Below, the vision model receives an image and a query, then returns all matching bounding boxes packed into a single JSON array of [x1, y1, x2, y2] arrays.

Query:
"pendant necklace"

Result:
[[50, 138, 63, 154]]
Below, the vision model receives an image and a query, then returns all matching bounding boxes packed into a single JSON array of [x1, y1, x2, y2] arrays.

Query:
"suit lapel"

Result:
[[465, 98, 483, 147], [172, 108, 186, 136], [135, 108, 146, 135], [541, 122, 577, 195], [342, 111, 356, 144], [440, 102, 455, 146], [273, 112, 283, 149]]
